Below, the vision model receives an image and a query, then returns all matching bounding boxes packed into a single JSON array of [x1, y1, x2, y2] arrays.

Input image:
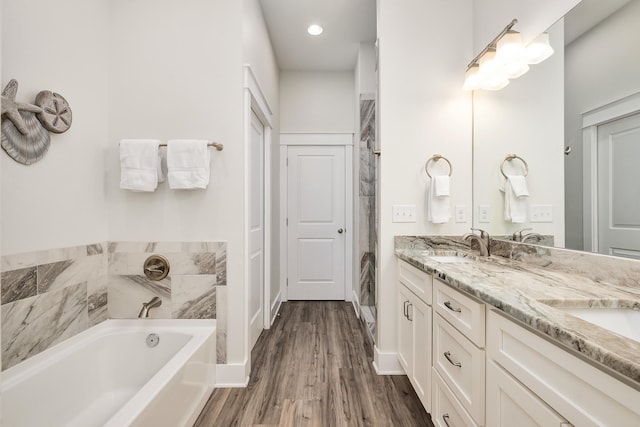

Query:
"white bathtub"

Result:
[[1, 319, 216, 427]]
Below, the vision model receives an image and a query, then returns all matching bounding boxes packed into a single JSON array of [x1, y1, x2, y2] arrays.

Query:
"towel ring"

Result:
[[425, 154, 452, 178], [500, 154, 528, 178]]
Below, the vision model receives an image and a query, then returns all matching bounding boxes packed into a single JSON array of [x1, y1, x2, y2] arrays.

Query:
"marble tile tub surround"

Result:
[[1, 241, 228, 370], [108, 241, 227, 364], [395, 235, 640, 388], [1, 243, 108, 370]]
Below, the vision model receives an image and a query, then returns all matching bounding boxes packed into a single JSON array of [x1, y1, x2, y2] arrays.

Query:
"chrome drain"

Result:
[[146, 333, 160, 348]]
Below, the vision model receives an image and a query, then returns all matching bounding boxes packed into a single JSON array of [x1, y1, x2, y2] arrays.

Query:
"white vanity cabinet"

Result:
[[432, 279, 485, 427], [487, 309, 640, 427], [397, 260, 433, 412]]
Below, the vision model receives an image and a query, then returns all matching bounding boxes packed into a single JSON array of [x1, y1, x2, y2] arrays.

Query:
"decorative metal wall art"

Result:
[[1, 79, 73, 165]]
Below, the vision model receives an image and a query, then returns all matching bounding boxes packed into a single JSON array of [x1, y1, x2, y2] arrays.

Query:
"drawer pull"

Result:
[[444, 351, 462, 367], [442, 413, 451, 427], [444, 301, 462, 313], [403, 300, 409, 318], [407, 303, 413, 321]]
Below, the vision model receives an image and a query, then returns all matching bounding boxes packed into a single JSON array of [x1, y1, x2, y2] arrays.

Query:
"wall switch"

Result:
[[392, 204, 417, 223], [478, 205, 490, 223], [530, 204, 553, 222], [455, 205, 467, 223]]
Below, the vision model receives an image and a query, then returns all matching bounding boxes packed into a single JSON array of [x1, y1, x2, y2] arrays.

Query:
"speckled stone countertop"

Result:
[[394, 236, 640, 390]]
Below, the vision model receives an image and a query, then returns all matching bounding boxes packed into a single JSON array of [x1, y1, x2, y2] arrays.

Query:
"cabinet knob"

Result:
[[338, 228, 344, 234]]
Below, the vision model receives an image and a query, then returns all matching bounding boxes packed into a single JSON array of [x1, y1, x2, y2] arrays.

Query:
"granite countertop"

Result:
[[395, 245, 640, 390]]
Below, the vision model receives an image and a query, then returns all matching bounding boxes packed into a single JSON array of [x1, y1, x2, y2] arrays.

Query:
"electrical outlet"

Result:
[[478, 205, 490, 223], [455, 205, 467, 223], [392, 205, 417, 223], [531, 204, 553, 222]]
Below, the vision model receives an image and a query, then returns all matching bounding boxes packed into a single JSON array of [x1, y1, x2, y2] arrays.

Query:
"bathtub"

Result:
[[1, 319, 216, 427]]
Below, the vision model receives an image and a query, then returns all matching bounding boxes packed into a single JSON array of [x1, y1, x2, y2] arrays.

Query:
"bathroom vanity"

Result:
[[395, 236, 640, 427]]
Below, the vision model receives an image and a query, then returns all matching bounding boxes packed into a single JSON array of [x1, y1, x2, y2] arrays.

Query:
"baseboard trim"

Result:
[[271, 293, 282, 325], [372, 346, 405, 375], [215, 362, 250, 388]]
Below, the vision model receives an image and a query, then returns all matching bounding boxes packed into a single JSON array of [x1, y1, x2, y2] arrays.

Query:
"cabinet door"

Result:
[[411, 296, 432, 412], [486, 360, 571, 427], [398, 284, 413, 373]]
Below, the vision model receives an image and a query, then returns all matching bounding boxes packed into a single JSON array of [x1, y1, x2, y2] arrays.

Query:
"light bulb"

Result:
[[307, 24, 323, 36], [526, 32, 554, 64]]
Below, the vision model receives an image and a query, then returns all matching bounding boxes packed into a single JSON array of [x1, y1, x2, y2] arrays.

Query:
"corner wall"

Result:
[[376, 0, 473, 369]]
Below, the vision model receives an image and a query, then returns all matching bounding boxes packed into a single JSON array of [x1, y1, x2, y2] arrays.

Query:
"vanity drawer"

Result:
[[434, 278, 485, 347], [432, 368, 479, 427], [434, 313, 485, 425], [398, 260, 432, 305]]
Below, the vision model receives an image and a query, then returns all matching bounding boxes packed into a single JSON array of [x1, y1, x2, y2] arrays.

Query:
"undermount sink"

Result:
[[558, 307, 640, 343], [428, 255, 473, 263]]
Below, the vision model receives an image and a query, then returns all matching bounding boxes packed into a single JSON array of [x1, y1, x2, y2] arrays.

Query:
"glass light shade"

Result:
[[481, 73, 509, 90], [503, 58, 530, 78], [478, 49, 501, 76], [496, 30, 524, 60], [462, 64, 481, 90], [307, 24, 323, 36], [526, 32, 554, 64]]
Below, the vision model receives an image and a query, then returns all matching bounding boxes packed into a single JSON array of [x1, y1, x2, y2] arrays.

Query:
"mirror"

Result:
[[472, 0, 640, 258]]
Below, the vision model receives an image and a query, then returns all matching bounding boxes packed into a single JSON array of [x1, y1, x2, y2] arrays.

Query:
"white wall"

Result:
[[107, 0, 246, 363], [377, 0, 473, 364], [1, 0, 110, 255], [473, 0, 580, 52], [242, 0, 281, 322], [565, 0, 640, 249], [280, 71, 355, 133], [357, 43, 377, 96], [473, 22, 565, 245]]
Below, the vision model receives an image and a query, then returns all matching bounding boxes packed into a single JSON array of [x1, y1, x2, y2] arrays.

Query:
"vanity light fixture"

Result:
[[463, 19, 553, 91], [307, 24, 324, 36]]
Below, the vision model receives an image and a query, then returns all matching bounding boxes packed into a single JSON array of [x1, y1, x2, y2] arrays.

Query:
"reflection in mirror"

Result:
[[473, 0, 640, 260]]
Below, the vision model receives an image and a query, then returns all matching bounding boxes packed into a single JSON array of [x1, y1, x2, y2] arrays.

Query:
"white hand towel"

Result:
[[167, 139, 210, 189], [427, 175, 451, 224], [119, 139, 161, 192], [500, 175, 528, 223], [433, 175, 450, 197], [508, 175, 529, 197]]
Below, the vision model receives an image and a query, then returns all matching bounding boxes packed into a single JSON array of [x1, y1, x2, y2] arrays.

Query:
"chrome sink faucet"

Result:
[[462, 228, 490, 256], [138, 296, 162, 318], [512, 227, 532, 242]]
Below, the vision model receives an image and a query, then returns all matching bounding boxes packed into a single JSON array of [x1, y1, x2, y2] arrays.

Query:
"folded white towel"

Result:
[[119, 139, 161, 192], [500, 175, 528, 223], [433, 175, 450, 197], [167, 139, 210, 189], [427, 175, 451, 224], [157, 147, 166, 183]]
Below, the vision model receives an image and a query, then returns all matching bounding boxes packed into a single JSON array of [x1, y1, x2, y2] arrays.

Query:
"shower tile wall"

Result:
[[108, 241, 227, 363], [1, 243, 108, 370], [0, 241, 228, 370], [359, 98, 377, 339]]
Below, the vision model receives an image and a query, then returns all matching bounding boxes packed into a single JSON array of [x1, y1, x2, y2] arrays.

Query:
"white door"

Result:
[[249, 111, 264, 349], [287, 145, 346, 300], [597, 112, 640, 259]]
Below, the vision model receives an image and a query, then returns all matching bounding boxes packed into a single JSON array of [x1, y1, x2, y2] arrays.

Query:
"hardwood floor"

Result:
[[194, 301, 434, 426]]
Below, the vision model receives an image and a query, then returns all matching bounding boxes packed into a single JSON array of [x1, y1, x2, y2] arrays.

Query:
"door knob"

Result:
[[338, 228, 344, 234]]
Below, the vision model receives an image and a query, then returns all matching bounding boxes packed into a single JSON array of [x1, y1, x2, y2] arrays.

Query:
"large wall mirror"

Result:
[[472, 0, 640, 259]]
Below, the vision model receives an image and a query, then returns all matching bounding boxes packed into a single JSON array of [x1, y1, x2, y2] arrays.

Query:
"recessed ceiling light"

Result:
[[307, 24, 323, 36]]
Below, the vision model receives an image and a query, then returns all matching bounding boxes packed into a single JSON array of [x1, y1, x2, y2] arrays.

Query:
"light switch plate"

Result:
[[478, 205, 490, 223], [531, 204, 553, 222], [455, 205, 467, 223], [392, 205, 417, 223]]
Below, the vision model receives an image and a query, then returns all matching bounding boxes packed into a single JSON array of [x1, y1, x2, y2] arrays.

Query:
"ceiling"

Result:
[[258, 0, 377, 71]]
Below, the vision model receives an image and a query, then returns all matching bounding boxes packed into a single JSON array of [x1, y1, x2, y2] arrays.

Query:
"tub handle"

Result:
[[143, 255, 170, 281]]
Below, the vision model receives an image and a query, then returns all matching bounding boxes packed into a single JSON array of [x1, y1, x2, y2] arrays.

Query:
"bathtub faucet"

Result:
[[138, 296, 162, 318]]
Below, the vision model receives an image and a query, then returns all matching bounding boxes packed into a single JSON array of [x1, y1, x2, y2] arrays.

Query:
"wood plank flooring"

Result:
[[194, 301, 434, 426]]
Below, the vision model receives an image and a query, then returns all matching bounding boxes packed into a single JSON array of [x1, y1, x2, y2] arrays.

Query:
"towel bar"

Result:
[[500, 154, 528, 178], [158, 142, 224, 151], [425, 154, 452, 178]]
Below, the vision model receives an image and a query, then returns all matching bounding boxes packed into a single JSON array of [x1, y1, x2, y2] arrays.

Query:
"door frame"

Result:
[[243, 66, 272, 347], [279, 133, 354, 302], [582, 90, 640, 251]]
